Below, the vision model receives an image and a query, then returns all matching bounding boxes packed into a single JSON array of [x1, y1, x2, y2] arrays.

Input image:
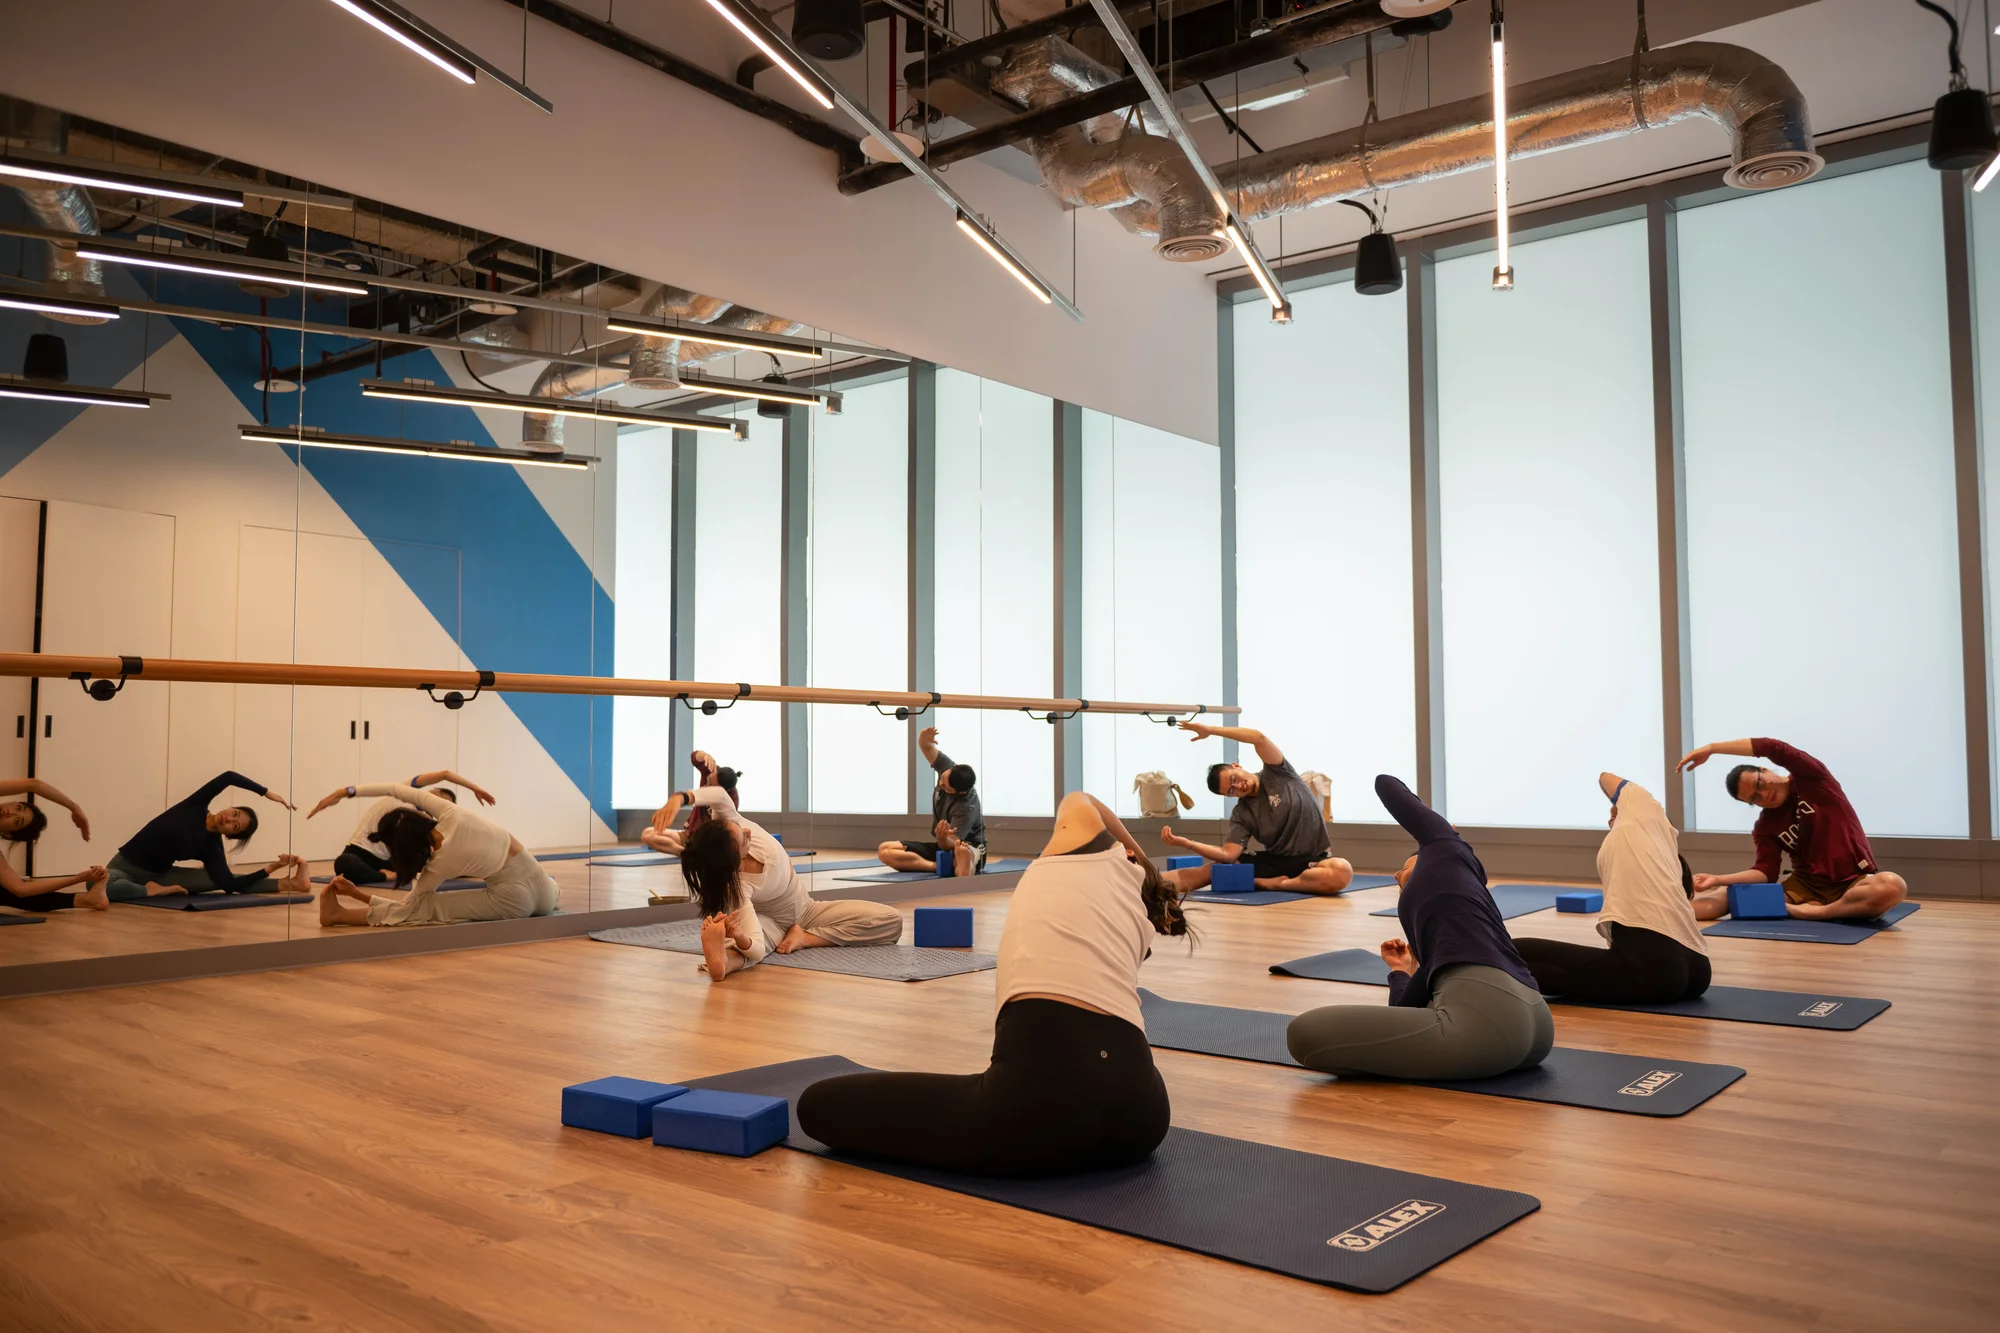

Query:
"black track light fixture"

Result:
[[23, 332, 69, 383], [238, 232, 294, 297], [1340, 200, 1403, 296], [792, 0, 865, 61], [1915, 1, 1997, 171]]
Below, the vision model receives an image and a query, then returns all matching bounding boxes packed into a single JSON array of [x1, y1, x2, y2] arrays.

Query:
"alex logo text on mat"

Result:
[[1326, 1200, 1447, 1252], [1799, 1001, 1843, 1017], [1619, 1070, 1683, 1097]]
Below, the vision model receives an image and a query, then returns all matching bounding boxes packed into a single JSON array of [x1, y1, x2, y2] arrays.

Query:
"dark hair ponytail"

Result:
[[376, 807, 439, 886], [1, 802, 48, 844], [1679, 854, 1695, 899], [1137, 856, 1196, 942], [680, 820, 741, 917]]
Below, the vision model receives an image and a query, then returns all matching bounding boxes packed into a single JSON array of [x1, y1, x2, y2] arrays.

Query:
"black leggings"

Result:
[[334, 845, 393, 885], [0, 886, 72, 913], [797, 997, 1171, 1179], [1513, 923, 1712, 1004]]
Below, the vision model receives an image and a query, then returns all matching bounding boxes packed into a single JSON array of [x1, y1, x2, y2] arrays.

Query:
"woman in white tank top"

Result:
[[798, 790, 1193, 1178]]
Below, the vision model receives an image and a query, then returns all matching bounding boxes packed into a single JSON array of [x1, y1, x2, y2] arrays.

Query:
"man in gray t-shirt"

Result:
[[875, 726, 989, 877], [1160, 724, 1355, 896]]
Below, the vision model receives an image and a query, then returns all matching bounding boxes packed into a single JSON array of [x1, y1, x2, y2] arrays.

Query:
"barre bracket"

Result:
[[870, 691, 941, 721], [420, 669, 494, 711], [677, 683, 751, 716], [1141, 703, 1207, 727], [71, 655, 143, 703], [1021, 698, 1089, 726]]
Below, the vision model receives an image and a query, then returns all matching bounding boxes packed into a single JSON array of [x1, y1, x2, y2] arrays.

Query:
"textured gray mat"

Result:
[[1268, 949, 1889, 1030], [589, 919, 994, 981], [679, 1055, 1539, 1293], [1138, 990, 1743, 1116]]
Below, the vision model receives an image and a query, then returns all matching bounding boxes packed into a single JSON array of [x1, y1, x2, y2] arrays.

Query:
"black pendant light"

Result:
[[756, 373, 793, 418], [23, 332, 69, 382], [238, 231, 294, 297], [1340, 200, 1403, 296], [1916, 1, 1997, 170], [793, 0, 865, 61]]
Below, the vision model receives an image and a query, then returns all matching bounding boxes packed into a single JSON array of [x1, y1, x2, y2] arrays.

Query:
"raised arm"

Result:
[[918, 725, 942, 768], [1044, 790, 1146, 861], [411, 770, 497, 806], [0, 778, 90, 839], [1179, 721, 1283, 767], [1375, 774, 1455, 847], [1676, 739, 1756, 772]]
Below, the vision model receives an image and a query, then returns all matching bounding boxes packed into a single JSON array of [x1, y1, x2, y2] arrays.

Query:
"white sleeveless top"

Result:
[[1597, 782, 1707, 957], [994, 844, 1153, 1031]]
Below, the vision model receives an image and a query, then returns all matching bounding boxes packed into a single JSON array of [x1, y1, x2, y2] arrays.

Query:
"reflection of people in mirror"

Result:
[[641, 751, 738, 856], [309, 779, 558, 928], [103, 772, 307, 902], [331, 770, 495, 885], [0, 778, 110, 912]]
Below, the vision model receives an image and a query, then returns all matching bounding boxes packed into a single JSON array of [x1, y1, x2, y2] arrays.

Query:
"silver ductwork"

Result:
[[6, 106, 109, 323], [628, 284, 731, 389], [1218, 41, 1820, 224], [672, 304, 808, 368], [521, 344, 637, 451], [992, 37, 1227, 261]]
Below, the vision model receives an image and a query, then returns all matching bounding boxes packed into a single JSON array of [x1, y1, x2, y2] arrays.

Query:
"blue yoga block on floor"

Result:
[[1209, 862, 1255, 893], [1556, 890, 1603, 914], [914, 905, 974, 947], [562, 1076, 689, 1138], [1166, 855, 1202, 871], [935, 849, 955, 876], [1729, 882, 1789, 920], [652, 1089, 789, 1156]]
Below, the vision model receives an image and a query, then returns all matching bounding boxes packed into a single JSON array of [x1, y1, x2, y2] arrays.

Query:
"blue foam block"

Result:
[[1209, 862, 1255, 893], [914, 905, 974, 948], [1166, 855, 1202, 870], [935, 849, 954, 877], [1556, 890, 1603, 914], [1728, 882, 1788, 920], [652, 1089, 790, 1156], [562, 1076, 689, 1138]]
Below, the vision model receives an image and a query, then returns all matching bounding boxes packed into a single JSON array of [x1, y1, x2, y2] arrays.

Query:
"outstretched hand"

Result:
[[467, 784, 497, 807], [1691, 872, 1725, 893], [1159, 825, 1185, 848], [1379, 938, 1417, 975], [308, 790, 346, 819], [265, 791, 298, 811], [918, 725, 939, 747], [69, 807, 90, 840], [1677, 745, 1715, 773], [1180, 720, 1215, 743]]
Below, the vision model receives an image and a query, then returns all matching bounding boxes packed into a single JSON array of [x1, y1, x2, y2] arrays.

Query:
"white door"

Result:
[[234, 526, 362, 863], [0, 498, 40, 784], [359, 538, 462, 791], [36, 499, 174, 875]]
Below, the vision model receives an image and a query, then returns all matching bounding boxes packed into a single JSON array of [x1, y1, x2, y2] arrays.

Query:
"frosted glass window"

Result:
[[1078, 411, 1224, 819], [1233, 280, 1415, 822], [1973, 169, 2000, 830], [1683, 159, 1963, 837], [693, 407, 783, 812], [1435, 219, 1663, 827], [612, 426, 675, 808], [934, 370, 1054, 816], [808, 377, 909, 813]]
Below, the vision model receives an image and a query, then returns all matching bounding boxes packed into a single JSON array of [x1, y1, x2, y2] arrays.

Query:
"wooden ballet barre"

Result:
[[0, 653, 1237, 721]]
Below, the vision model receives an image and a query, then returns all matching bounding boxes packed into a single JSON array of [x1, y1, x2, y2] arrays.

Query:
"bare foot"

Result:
[[75, 882, 109, 911], [775, 924, 829, 953], [699, 913, 732, 980], [318, 888, 345, 926], [145, 882, 187, 897], [1785, 901, 1829, 920]]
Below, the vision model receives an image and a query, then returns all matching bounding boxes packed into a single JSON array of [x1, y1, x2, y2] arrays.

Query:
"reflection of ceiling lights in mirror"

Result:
[[0, 152, 245, 208], [359, 378, 752, 438], [606, 317, 829, 360], [0, 291, 121, 321], [76, 243, 371, 296], [0, 376, 166, 409], [680, 374, 822, 409], [239, 424, 592, 469]]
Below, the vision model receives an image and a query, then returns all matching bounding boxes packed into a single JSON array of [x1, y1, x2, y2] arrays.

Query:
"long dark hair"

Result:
[[1137, 856, 1195, 942], [227, 805, 258, 852], [1, 802, 47, 844], [375, 807, 440, 886], [679, 819, 740, 917]]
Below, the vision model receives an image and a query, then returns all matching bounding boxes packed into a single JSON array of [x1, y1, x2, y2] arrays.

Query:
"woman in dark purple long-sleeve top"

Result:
[[1285, 775, 1554, 1080]]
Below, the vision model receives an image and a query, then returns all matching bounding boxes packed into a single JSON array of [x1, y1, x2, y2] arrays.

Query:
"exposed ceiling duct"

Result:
[[627, 284, 731, 388], [4, 105, 109, 323]]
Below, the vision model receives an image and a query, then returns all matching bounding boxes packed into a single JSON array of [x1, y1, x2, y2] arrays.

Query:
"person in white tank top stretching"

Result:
[[797, 789, 1194, 1177]]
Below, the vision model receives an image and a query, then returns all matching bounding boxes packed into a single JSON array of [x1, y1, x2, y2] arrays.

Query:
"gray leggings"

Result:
[[1285, 964, 1555, 1081], [105, 852, 272, 902]]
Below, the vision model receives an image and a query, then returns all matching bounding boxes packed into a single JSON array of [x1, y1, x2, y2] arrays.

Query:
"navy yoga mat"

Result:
[[589, 921, 996, 981], [126, 892, 315, 911], [1372, 883, 1561, 920], [681, 1055, 1539, 1293], [1702, 901, 1920, 945], [831, 857, 1034, 883], [1138, 990, 1743, 1116], [1269, 949, 1888, 1030], [0, 914, 46, 925], [1192, 871, 1402, 907], [311, 878, 486, 892]]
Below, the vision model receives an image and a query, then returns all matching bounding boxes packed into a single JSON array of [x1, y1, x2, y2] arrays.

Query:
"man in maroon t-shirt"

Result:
[[1676, 737, 1907, 921]]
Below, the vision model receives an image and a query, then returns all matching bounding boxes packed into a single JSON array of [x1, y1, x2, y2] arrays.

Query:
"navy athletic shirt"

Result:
[[117, 771, 270, 894], [1375, 774, 1538, 1007]]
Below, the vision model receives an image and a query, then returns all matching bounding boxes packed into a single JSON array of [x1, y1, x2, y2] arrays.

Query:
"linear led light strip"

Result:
[[75, 243, 371, 297], [604, 316, 830, 361], [0, 291, 121, 320], [0, 376, 166, 409], [360, 378, 751, 438], [0, 153, 243, 209], [1084, 0, 1289, 320], [240, 425, 590, 469], [325, 0, 553, 113], [1490, 1, 1514, 290], [677, 376, 822, 409], [704, 0, 1083, 321]]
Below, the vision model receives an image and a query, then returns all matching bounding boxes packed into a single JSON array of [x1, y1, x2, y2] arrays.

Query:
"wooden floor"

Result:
[[1, 878, 1995, 1330]]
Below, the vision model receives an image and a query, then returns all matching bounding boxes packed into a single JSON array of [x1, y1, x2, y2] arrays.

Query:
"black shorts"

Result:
[[900, 839, 989, 871], [1245, 849, 1326, 880]]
